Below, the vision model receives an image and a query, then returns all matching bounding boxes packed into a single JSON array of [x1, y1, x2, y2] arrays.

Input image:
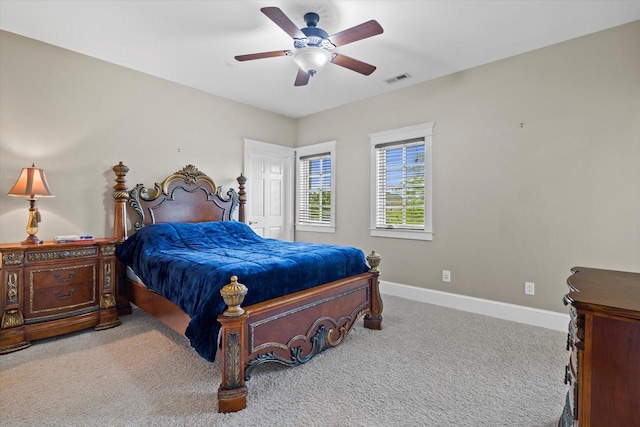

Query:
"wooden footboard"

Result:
[[217, 268, 383, 413]]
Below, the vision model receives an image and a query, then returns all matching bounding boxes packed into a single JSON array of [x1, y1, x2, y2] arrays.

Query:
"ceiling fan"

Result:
[[235, 7, 383, 86]]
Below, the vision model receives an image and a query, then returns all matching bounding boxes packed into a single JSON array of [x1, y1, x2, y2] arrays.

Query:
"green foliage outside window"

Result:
[[307, 190, 331, 222], [379, 145, 425, 227]]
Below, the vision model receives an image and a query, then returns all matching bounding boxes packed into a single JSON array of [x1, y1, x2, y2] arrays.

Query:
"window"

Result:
[[370, 123, 434, 240], [296, 141, 336, 233]]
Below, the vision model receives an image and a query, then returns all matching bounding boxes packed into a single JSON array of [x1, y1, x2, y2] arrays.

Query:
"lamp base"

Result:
[[21, 235, 43, 245], [22, 202, 43, 245]]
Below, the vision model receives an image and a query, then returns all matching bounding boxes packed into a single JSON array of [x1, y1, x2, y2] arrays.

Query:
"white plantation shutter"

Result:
[[370, 122, 433, 241], [298, 153, 332, 225], [375, 138, 426, 230]]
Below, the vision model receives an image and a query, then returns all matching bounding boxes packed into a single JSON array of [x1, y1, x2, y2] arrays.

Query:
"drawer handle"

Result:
[[54, 271, 76, 282], [564, 364, 572, 385], [54, 289, 75, 300]]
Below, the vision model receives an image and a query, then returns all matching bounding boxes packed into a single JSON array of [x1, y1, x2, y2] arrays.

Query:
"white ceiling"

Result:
[[1, 1, 639, 118]]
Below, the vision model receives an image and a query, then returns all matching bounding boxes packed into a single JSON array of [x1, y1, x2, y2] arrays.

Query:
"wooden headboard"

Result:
[[112, 162, 246, 241]]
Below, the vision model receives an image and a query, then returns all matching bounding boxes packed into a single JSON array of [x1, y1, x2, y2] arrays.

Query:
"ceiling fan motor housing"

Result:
[[294, 12, 334, 50]]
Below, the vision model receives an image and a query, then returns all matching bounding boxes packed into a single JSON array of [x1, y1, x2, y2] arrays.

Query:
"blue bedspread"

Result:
[[115, 221, 369, 361]]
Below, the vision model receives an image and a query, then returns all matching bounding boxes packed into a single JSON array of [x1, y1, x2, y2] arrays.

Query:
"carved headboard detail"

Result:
[[112, 162, 246, 241]]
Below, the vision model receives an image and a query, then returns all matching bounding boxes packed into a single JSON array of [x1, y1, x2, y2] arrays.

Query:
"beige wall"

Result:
[[296, 21, 640, 313], [1, 22, 638, 314], [0, 31, 296, 243]]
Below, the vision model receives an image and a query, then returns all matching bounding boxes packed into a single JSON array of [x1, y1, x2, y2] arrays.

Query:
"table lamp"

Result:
[[8, 163, 54, 244]]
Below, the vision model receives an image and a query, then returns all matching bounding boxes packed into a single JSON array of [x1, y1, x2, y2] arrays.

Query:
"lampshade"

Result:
[[8, 164, 54, 198], [293, 47, 332, 75]]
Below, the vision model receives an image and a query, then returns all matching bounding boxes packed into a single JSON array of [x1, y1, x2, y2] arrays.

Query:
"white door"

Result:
[[244, 139, 294, 241]]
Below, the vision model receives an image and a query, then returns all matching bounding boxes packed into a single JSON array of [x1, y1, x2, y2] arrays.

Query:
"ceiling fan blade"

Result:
[[235, 50, 291, 61], [328, 20, 383, 47], [294, 68, 310, 86], [261, 7, 306, 39], [332, 54, 377, 75]]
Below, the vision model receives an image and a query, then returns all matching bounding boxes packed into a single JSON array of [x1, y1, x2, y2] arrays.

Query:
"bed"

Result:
[[111, 162, 383, 412]]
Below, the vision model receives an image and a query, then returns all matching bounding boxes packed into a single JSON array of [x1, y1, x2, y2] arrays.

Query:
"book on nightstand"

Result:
[[53, 235, 94, 243]]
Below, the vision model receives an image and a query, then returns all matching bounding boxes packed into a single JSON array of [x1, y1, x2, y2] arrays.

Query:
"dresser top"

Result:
[[567, 266, 640, 319], [0, 239, 115, 250]]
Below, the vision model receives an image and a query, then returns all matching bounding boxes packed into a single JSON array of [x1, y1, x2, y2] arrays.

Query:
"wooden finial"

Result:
[[366, 250, 382, 273], [220, 276, 248, 317]]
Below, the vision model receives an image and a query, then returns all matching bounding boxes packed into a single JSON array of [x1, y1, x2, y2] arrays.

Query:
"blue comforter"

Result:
[[115, 221, 369, 361]]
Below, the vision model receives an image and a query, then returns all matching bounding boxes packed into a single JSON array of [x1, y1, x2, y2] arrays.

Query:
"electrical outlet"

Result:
[[525, 281, 535, 295], [442, 270, 451, 283]]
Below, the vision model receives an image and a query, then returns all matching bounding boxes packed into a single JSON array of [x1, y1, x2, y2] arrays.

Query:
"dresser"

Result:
[[560, 267, 640, 427], [0, 239, 121, 354]]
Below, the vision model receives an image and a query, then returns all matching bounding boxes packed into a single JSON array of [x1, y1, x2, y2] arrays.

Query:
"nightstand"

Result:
[[0, 239, 121, 354]]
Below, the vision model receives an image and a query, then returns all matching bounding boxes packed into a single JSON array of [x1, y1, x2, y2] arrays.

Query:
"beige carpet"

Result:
[[0, 295, 567, 426]]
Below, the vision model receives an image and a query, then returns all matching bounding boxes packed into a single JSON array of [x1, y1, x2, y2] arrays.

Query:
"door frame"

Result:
[[243, 139, 295, 241]]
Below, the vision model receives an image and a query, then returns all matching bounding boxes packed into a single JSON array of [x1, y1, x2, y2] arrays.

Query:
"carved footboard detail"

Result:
[[244, 317, 359, 380], [217, 255, 382, 413], [217, 277, 249, 413], [218, 325, 248, 413], [364, 250, 383, 330]]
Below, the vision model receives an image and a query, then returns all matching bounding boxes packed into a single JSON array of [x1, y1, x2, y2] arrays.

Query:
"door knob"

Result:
[[248, 221, 257, 225]]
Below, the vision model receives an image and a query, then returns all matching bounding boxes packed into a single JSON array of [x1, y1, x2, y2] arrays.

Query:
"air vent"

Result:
[[385, 73, 411, 84]]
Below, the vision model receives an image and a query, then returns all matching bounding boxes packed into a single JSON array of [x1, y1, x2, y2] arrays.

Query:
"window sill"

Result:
[[296, 224, 336, 234], [370, 228, 433, 241]]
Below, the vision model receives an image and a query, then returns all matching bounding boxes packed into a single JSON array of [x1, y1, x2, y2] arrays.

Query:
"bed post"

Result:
[[364, 250, 383, 330], [112, 162, 132, 316], [112, 161, 130, 242], [237, 174, 246, 223], [217, 276, 249, 413]]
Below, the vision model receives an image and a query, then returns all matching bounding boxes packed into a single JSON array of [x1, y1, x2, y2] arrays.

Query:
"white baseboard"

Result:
[[379, 280, 569, 332]]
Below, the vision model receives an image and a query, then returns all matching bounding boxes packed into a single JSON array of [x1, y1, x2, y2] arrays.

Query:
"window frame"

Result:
[[296, 141, 336, 233], [370, 122, 434, 241]]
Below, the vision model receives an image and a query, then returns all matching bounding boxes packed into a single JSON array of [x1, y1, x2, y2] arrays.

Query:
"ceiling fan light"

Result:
[[293, 47, 332, 75]]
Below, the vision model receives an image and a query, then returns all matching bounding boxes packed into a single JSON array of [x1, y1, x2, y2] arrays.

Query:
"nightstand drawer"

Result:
[[24, 263, 98, 321]]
